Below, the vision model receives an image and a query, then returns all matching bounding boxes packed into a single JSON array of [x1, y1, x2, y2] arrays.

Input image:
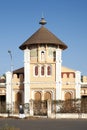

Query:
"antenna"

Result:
[[42, 12, 44, 18]]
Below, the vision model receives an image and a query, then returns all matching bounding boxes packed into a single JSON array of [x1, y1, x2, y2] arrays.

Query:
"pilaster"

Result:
[[75, 71, 81, 99], [6, 71, 12, 109], [24, 48, 30, 104], [56, 48, 62, 100]]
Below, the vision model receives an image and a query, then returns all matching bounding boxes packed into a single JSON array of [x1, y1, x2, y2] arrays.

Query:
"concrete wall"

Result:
[[56, 113, 87, 119]]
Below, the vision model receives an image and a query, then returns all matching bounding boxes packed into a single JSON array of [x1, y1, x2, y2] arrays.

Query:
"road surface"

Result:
[[0, 118, 87, 130]]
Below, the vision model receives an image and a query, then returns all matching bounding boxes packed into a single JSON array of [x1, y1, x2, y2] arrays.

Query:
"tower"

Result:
[[19, 17, 67, 103]]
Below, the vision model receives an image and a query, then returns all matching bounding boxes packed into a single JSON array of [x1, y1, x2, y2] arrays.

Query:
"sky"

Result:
[[0, 0, 87, 76]]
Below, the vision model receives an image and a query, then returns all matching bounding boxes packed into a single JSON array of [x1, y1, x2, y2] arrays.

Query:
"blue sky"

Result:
[[0, 0, 87, 76]]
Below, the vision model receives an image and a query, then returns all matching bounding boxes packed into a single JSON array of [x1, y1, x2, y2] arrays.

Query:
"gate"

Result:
[[33, 100, 47, 116]]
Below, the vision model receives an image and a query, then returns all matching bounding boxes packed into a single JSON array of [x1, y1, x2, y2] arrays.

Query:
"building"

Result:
[[0, 17, 87, 113]]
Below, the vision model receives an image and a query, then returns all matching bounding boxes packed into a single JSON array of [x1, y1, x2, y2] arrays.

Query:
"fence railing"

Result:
[[0, 99, 87, 115], [33, 100, 47, 115], [52, 99, 87, 113]]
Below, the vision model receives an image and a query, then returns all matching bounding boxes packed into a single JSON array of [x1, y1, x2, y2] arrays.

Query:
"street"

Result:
[[0, 118, 87, 130]]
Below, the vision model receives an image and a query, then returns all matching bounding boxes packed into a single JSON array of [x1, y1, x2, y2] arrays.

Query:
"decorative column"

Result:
[[56, 48, 62, 100], [24, 48, 30, 104], [6, 71, 12, 110], [75, 71, 81, 99]]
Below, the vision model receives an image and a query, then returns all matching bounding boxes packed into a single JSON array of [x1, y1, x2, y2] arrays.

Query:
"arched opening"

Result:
[[15, 92, 22, 113], [34, 92, 41, 101], [47, 65, 52, 76], [34, 92, 42, 115], [41, 66, 45, 76], [35, 65, 38, 76], [44, 92, 51, 100], [16, 92, 22, 104], [65, 92, 72, 100], [64, 92, 72, 112]]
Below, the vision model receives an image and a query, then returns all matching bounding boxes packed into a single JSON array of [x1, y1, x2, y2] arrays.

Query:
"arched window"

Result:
[[35, 65, 38, 76], [47, 65, 52, 76], [41, 65, 44, 76]]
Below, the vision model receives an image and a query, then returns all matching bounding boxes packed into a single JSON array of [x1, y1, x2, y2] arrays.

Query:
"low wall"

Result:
[[56, 113, 87, 119], [0, 113, 87, 119], [0, 113, 19, 118]]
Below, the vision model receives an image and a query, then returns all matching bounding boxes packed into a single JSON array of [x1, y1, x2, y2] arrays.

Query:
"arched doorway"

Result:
[[34, 92, 41, 115], [65, 92, 72, 100], [34, 92, 41, 101], [44, 92, 51, 115], [16, 92, 22, 104], [34, 91, 47, 115], [64, 92, 72, 112], [15, 92, 22, 113], [44, 92, 51, 100]]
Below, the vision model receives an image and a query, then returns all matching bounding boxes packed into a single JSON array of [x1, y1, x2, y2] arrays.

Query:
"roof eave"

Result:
[[19, 43, 68, 50]]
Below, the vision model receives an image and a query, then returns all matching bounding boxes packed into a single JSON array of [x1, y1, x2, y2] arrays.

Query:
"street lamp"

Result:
[[8, 50, 13, 113]]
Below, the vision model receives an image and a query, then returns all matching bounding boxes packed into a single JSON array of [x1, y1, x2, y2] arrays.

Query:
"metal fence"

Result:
[[33, 100, 47, 115], [0, 102, 6, 113], [0, 99, 87, 115], [52, 99, 87, 113]]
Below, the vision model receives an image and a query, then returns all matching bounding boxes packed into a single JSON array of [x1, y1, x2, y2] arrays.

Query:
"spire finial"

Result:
[[42, 12, 44, 18], [39, 14, 47, 25]]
